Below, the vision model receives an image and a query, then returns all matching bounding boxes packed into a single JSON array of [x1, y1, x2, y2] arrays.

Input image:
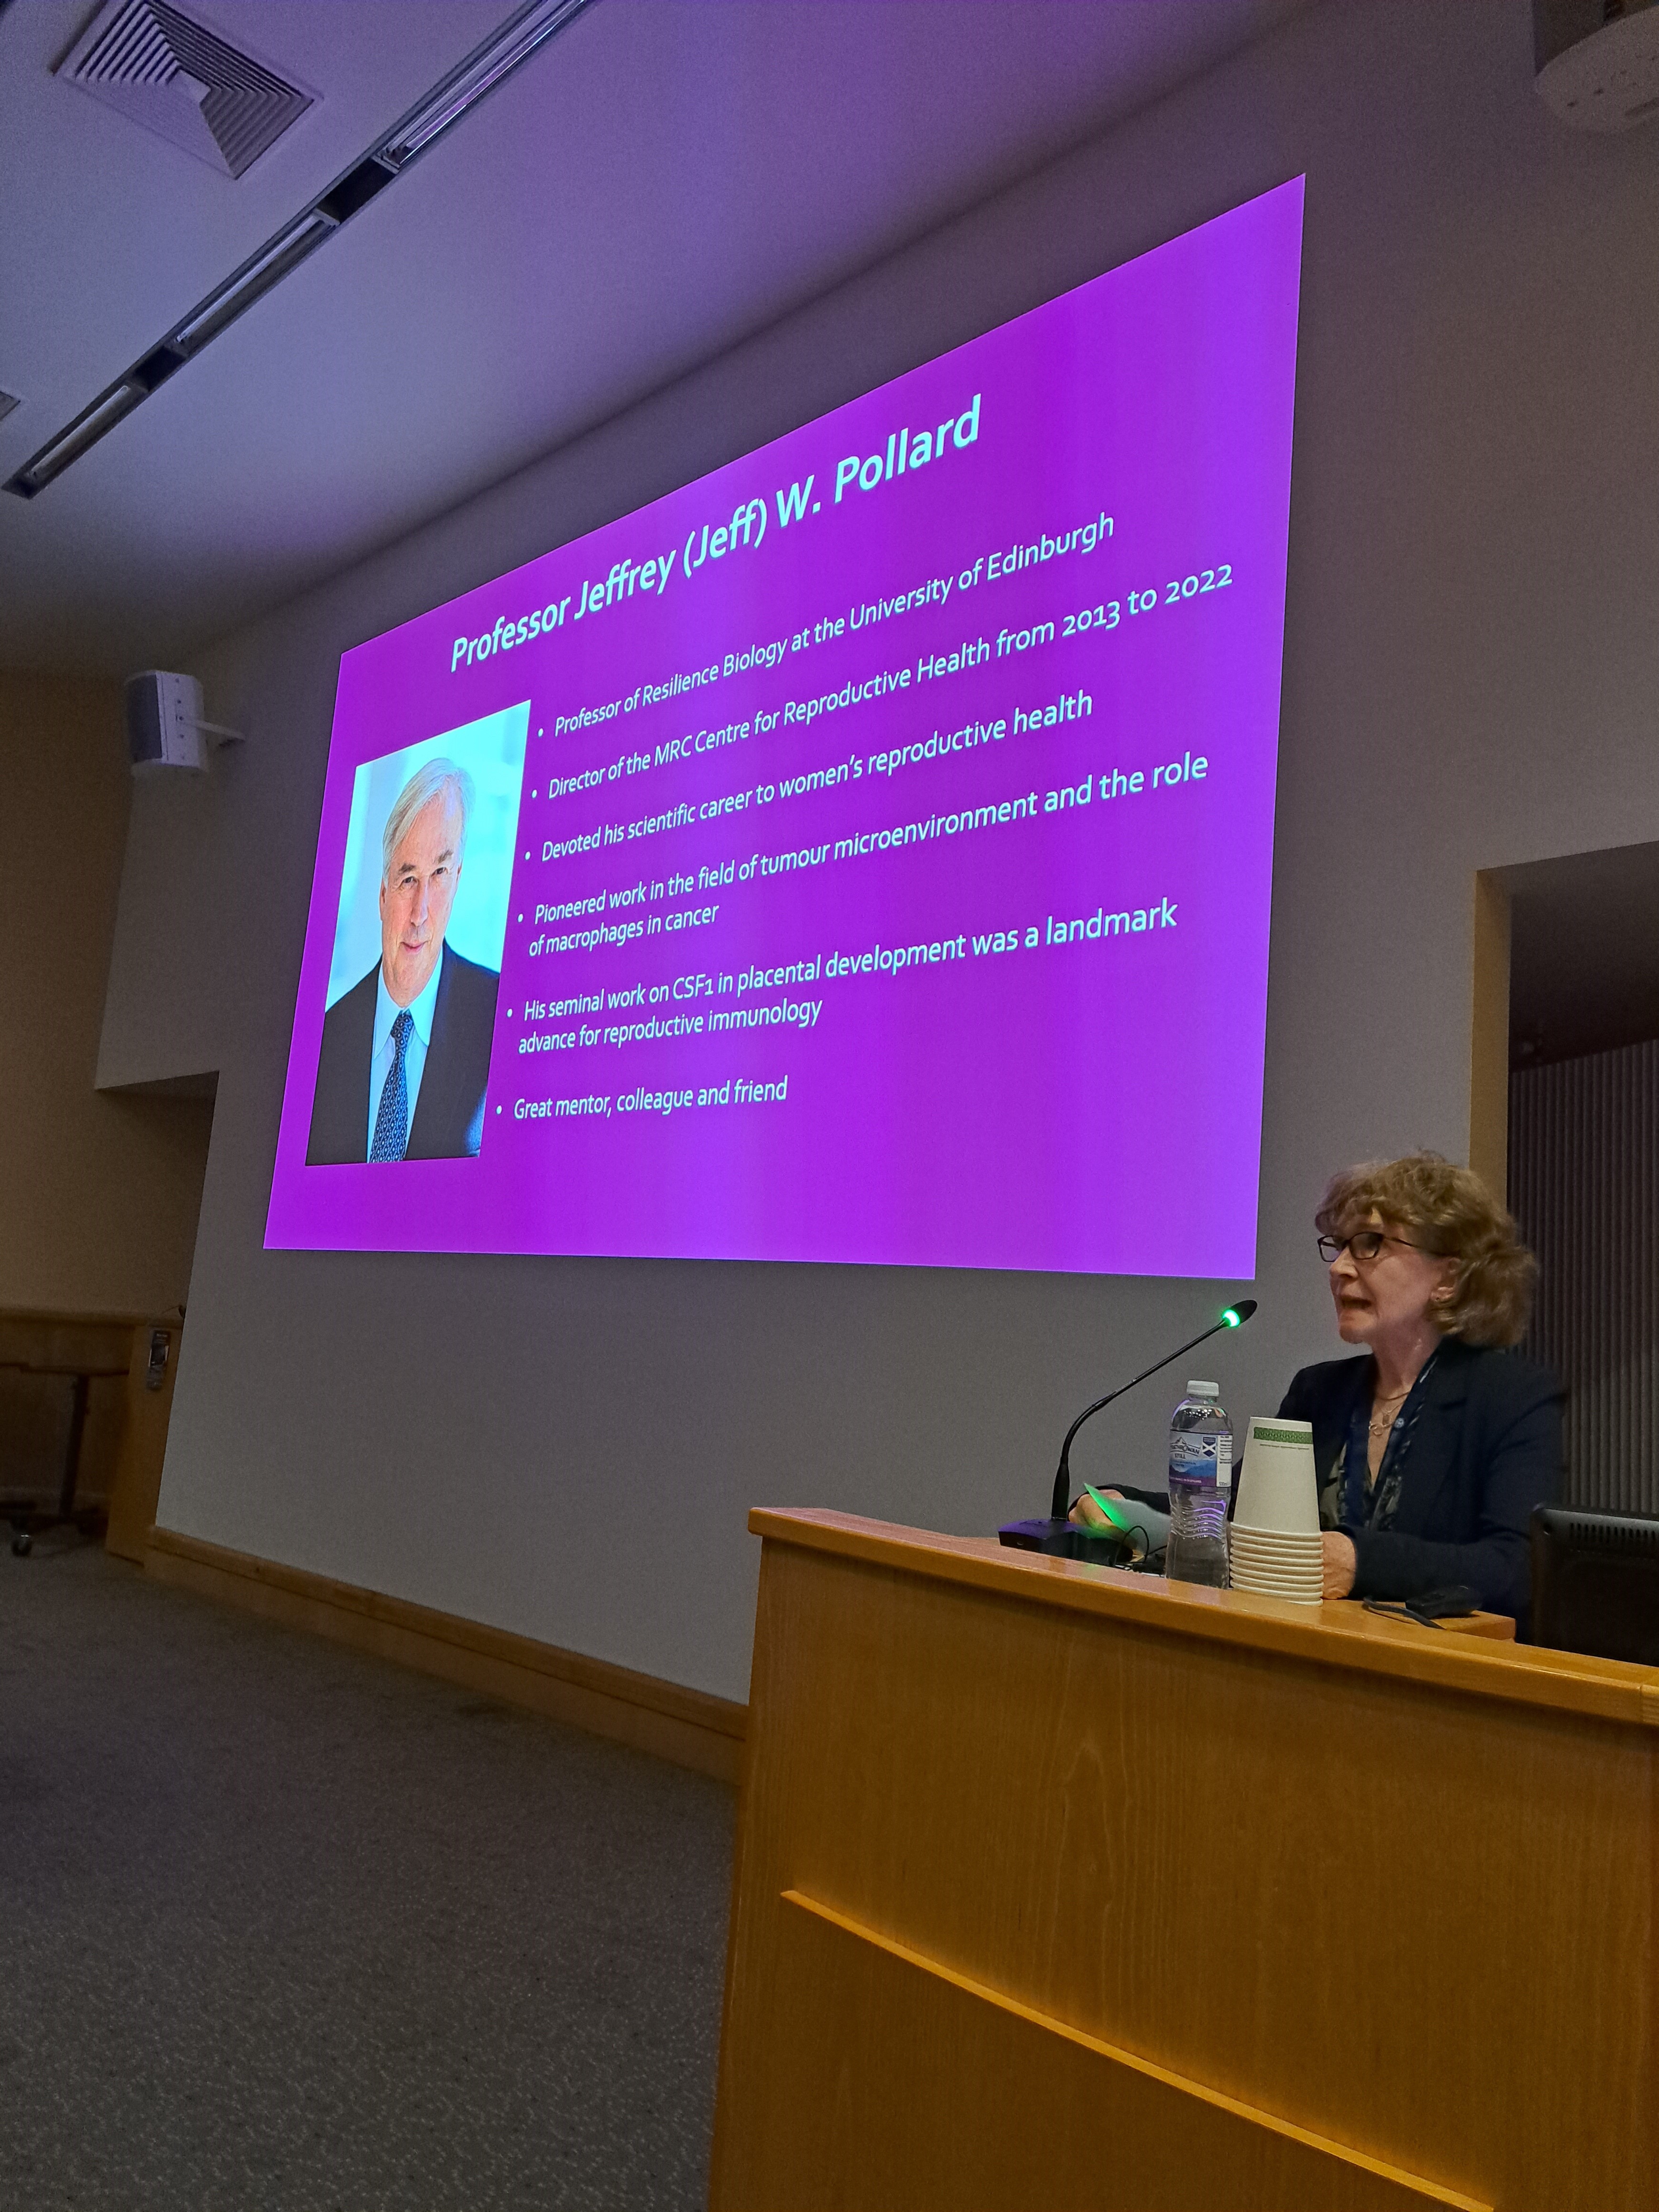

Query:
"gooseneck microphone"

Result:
[[1048, 1299, 1258, 1521], [998, 1300, 1258, 1564]]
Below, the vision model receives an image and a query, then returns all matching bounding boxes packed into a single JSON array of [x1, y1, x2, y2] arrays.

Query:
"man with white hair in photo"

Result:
[[307, 758, 500, 1164]]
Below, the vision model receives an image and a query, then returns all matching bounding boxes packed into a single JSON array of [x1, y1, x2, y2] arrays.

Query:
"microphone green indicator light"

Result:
[[1222, 1308, 1241, 1327]]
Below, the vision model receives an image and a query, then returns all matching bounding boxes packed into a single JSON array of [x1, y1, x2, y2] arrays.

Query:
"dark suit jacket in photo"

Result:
[[1276, 1337, 1563, 1620], [306, 943, 499, 1165]]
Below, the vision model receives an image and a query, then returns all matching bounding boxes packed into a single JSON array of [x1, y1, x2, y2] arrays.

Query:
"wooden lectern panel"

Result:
[[712, 1512, 1658, 2212], [764, 1889, 1484, 2211]]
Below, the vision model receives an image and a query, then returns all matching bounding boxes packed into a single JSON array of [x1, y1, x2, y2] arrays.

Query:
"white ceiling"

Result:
[[0, 0, 1315, 675]]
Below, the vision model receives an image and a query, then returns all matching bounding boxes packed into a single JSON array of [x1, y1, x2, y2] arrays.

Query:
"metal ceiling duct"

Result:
[[5, 0, 597, 500]]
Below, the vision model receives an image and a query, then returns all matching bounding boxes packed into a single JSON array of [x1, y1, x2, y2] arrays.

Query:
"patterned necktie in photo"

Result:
[[370, 1008, 413, 1162]]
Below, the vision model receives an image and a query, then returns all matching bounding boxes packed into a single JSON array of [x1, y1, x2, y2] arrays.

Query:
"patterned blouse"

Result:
[[1317, 1351, 1441, 1535]]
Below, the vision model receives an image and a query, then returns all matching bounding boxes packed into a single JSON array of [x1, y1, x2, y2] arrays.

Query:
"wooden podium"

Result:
[[711, 1510, 1659, 2212]]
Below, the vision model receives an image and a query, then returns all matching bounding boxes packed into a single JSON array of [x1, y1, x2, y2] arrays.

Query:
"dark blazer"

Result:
[[1277, 1338, 1562, 1621], [306, 943, 498, 1165]]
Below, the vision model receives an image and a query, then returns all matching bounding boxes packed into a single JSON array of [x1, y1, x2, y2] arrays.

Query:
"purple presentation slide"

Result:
[[267, 178, 1303, 1275]]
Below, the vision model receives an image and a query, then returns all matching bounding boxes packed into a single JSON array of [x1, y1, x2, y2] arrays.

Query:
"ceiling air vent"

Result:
[[56, 0, 317, 179]]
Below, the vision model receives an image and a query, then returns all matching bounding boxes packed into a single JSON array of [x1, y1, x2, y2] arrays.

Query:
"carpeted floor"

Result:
[[0, 1536, 735, 2211]]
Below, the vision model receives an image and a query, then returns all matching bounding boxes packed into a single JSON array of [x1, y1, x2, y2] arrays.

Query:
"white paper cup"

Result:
[[1228, 1559, 1323, 1603], [1234, 1416, 1320, 1536], [1239, 1539, 1327, 1575]]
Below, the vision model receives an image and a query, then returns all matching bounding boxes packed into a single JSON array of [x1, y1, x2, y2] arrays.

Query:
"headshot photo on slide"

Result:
[[305, 703, 530, 1166]]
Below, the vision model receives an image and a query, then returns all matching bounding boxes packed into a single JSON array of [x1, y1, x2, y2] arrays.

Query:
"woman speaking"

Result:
[[1070, 1153, 1561, 1622], [1291, 1152, 1560, 1617]]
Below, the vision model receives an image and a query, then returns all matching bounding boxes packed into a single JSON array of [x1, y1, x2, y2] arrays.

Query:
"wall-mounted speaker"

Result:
[[124, 672, 242, 775], [125, 672, 205, 774], [1536, 0, 1659, 130]]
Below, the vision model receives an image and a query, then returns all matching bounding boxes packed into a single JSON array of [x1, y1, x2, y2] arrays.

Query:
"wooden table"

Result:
[[0, 1311, 142, 1537], [0, 1311, 180, 1556], [711, 1510, 1659, 2212]]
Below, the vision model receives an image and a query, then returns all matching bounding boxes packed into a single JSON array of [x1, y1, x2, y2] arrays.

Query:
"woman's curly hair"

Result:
[[1314, 1152, 1536, 1348]]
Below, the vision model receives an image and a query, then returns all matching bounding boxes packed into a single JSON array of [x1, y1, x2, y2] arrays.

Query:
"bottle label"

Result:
[[1170, 1431, 1232, 1488]]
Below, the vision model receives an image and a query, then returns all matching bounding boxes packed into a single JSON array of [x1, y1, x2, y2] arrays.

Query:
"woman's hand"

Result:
[[1070, 1490, 1118, 1529], [1069, 1489, 1148, 1563], [1321, 1531, 1357, 1598]]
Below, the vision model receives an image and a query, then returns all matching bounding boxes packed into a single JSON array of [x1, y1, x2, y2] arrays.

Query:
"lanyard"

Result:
[[1341, 1349, 1439, 1531]]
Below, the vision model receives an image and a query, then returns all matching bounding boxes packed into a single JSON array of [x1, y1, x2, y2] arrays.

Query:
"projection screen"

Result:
[[266, 177, 1304, 1275]]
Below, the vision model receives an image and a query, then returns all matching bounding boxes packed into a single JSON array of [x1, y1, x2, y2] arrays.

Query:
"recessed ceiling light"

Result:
[[5, 0, 596, 500]]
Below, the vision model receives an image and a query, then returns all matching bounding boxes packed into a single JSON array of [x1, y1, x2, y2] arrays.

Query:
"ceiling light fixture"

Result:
[[11, 383, 148, 496], [4, 0, 596, 499]]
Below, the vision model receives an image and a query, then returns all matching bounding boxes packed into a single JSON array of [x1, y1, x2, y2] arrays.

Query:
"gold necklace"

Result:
[[1368, 1384, 1411, 1438]]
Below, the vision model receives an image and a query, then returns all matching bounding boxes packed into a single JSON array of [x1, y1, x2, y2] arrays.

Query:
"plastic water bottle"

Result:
[[1166, 1381, 1232, 1587]]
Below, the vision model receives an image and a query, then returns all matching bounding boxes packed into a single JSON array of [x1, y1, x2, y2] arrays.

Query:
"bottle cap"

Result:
[[1186, 1381, 1219, 1397]]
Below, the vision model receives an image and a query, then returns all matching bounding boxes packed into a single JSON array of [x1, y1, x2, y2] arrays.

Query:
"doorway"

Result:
[[1501, 841, 1659, 1516]]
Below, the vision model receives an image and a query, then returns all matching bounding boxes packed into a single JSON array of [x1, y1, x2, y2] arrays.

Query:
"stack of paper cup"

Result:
[[1229, 1416, 1322, 1603]]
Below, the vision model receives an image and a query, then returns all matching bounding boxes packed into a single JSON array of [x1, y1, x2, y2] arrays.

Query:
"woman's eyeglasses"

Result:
[[1317, 1229, 1434, 1264]]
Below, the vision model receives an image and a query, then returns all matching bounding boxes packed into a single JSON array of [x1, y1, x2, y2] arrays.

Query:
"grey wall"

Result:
[[100, 0, 1659, 1702]]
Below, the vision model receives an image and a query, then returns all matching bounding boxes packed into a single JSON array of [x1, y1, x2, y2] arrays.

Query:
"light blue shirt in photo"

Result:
[[367, 957, 442, 1159]]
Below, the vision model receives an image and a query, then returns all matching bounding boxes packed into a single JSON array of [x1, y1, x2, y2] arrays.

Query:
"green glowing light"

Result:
[[1222, 1307, 1242, 1327], [1083, 1483, 1135, 1534]]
